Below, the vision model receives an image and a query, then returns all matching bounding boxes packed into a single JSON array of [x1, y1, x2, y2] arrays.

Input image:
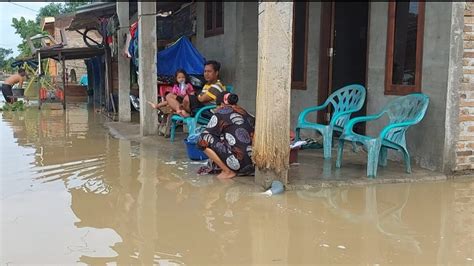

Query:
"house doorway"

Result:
[[318, 2, 370, 134]]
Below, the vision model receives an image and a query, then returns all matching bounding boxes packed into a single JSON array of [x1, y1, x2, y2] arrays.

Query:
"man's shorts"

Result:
[[2, 84, 13, 103], [188, 94, 205, 116]]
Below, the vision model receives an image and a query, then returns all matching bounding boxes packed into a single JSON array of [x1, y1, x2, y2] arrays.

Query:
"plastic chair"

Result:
[[336, 93, 429, 178], [295, 84, 366, 159], [170, 85, 233, 142]]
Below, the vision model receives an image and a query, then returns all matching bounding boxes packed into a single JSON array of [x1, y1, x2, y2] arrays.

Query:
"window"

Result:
[[291, 2, 309, 90], [205, 2, 224, 37], [385, 1, 425, 95]]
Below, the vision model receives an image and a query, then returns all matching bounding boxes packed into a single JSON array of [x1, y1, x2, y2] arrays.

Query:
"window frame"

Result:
[[291, 1, 309, 90], [384, 1, 425, 95], [204, 2, 224, 38]]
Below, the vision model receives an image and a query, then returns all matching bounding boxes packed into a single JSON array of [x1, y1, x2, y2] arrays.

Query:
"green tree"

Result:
[[11, 17, 42, 57], [35, 3, 63, 24], [0, 48, 15, 72], [11, 1, 91, 58], [62, 1, 91, 13]]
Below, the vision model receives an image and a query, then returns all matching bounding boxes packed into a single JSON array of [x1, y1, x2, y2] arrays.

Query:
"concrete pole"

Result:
[[117, 2, 131, 122], [253, 2, 293, 188], [138, 2, 158, 136]]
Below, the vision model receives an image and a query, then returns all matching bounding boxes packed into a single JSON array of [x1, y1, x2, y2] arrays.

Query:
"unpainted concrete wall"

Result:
[[195, 2, 321, 123], [195, 2, 237, 91], [366, 2, 454, 171], [196, 2, 456, 172]]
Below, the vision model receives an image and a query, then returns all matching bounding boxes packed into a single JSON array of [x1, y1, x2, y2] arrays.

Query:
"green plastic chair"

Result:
[[295, 84, 366, 159], [170, 85, 233, 142], [336, 93, 429, 178]]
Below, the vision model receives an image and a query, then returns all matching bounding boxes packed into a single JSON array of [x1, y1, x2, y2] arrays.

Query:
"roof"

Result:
[[66, 1, 191, 31], [41, 17, 55, 31], [35, 47, 104, 61], [66, 2, 118, 31]]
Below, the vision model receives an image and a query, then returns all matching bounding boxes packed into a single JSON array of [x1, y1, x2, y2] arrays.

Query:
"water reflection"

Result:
[[1, 105, 473, 265]]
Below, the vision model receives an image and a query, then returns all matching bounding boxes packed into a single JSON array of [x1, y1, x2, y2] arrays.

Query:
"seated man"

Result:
[[168, 60, 226, 117]]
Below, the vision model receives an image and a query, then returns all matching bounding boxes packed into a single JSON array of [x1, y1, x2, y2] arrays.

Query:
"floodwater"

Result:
[[1, 103, 473, 265]]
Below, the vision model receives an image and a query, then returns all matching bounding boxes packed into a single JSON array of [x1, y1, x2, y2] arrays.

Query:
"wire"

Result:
[[8, 2, 40, 13]]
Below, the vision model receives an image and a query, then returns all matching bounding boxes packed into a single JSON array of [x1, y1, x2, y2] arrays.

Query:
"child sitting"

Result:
[[148, 69, 195, 115]]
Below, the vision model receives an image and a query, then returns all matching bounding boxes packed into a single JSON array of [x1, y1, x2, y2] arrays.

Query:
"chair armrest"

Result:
[[330, 109, 362, 127], [379, 121, 415, 139], [194, 105, 216, 121], [343, 112, 385, 135], [297, 102, 329, 125]]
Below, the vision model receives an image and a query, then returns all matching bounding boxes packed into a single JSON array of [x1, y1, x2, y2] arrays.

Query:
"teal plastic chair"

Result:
[[295, 84, 366, 159], [170, 85, 233, 142], [336, 93, 429, 178]]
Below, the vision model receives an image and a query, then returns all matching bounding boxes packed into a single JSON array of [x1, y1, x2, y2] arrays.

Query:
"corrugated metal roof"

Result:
[[66, 1, 191, 31], [36, 47, 104, 61]]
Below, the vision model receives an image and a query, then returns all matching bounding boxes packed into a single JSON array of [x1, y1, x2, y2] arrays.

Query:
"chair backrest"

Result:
[[383, 93, 429, 124], [327, 84, 366, 128], [226, 85, 233, 93], [382, 93, 429, 143]]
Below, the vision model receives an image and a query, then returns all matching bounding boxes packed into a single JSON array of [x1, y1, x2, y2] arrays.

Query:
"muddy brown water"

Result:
[[1, 104, 473, 265]]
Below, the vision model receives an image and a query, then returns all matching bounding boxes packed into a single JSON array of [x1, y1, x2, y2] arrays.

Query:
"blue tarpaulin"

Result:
[[157, 36, 206, 75]]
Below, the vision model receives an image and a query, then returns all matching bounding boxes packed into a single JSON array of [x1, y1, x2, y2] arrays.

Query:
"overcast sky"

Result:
[[0, 2, 53, 57]]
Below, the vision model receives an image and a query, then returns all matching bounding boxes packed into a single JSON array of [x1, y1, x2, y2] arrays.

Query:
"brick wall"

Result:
[[456, 2, 474, 171]]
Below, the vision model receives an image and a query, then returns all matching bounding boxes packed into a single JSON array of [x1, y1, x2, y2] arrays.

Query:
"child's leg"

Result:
[[156, 100, 168, 108]]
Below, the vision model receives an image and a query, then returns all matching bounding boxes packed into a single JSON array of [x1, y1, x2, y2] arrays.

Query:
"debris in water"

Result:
[[189, 161, 207, 165], [337, 245, 346, 250], [165, 161, 177, 165], [262, 180, 284, 196], [467, 258, 473, 261], [320, 244, 330, 248]]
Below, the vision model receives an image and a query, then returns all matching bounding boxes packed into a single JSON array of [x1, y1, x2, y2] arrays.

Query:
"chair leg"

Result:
[[379, 147, 388, 167], [170, 121, 176, 142], [351, 141, 358, 153], [295, 128, 301, 141], [323, 129, 332, 159], [403, 149, 412, 173], [367, 141, 381, 178], [188, 120, 196, 136], [336, 138, 345, 168]]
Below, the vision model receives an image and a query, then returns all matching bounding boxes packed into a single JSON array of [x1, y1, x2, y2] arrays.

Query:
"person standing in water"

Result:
[[2, 68, 27, 103]]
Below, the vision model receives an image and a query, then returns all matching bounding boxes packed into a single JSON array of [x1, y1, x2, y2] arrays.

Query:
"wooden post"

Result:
[[253, 2, 293, 188], [104, 46, 112, 112], [138, 2, 158, 136], [39, 51, 42, 110], [61, 53, 67, 110], [117, 1, 131, 122]]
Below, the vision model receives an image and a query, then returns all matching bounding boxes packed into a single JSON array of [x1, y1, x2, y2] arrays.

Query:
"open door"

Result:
[[318, 2, 369, 134]]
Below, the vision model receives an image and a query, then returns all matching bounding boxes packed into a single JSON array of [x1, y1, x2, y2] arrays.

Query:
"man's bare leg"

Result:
[[166, 93, 189, 117], [182, 95, 191, 113], [202, 148, 236, 179], [165, 93, 181, 112]]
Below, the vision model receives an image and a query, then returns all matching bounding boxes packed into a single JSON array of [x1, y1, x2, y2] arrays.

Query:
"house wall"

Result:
[[195, 2, 237, 92], [366, 2, 455, 172], [195, 2, 322, 121], [290, 2, 321, 130], [454, 2, 474, 171], [196, 2, 458, 172]]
